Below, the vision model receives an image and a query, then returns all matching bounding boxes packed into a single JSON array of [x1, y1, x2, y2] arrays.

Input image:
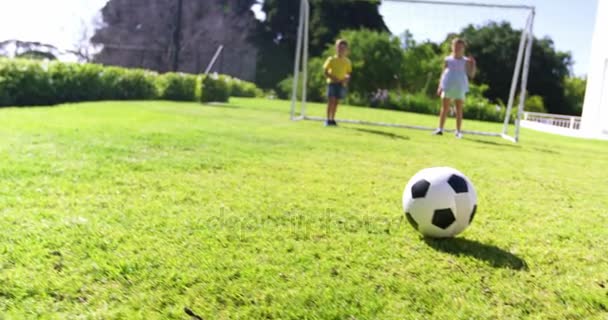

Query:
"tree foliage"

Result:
[[333, 30, 403, 95], [16, 51, 57, 60], [277, 29, 404, 103], [254, 0, 387, 88], [563, 76, 587, 116], [460, 22, 574, 114], [401, 41, 442, 95]]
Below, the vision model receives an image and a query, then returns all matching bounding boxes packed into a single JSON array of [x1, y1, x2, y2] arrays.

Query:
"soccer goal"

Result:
[[290, 0, 536, 143]]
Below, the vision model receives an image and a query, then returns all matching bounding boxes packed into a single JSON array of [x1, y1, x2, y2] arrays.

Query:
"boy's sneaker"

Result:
[[432, 128, 443, 135], [455, 131, 463, 139], [324, 120, 331, 127], [330, 120, 338, 127]]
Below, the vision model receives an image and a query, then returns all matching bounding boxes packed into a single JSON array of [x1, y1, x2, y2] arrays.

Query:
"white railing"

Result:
[[523, 112, 581, 130]]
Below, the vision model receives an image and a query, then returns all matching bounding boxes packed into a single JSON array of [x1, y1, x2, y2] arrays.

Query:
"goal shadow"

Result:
[[423, 237, 528, 270], [347, 127, 411, 141]]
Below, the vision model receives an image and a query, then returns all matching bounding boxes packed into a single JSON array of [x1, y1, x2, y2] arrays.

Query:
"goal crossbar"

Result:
[[291, 0, 536, 143]]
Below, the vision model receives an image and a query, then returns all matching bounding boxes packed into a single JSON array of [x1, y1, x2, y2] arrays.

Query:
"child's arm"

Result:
[[467, 56, 477, 79], [437, 61, 447, 96], [342, 62, 352, 85], [324, 69, 340, 83], [342, 73, 351, 85]]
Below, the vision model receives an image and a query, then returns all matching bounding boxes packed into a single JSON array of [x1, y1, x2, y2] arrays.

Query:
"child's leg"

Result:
[[455, 99, 464, 132], [439, 98, 451, 130], [331, 99, 339, 120], [327, 97, 336, 120]]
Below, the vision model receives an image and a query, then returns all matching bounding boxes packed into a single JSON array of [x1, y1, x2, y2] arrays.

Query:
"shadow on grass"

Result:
[[466, 138, 520, 148], [348, 128, 410, 140], [423, 237, 528, 270], [203, 102, 241, 109], [533, 147, 561, 155]]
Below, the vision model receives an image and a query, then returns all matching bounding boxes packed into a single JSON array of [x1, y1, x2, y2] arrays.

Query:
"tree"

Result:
[[0, 40, 60, 60], [277, 29, 404, 103], [523, 95, 546, 113], [460, 22, 573, 114], [254, 0, 388, 88], [252, 0, 301, 89], [309, 0, 388, 56], [71, 19, 102, 62], [16, 51, 57, 60], [563, 76, 587, 116], [336, 30, 403, 95], [401, 40, 442, 95]]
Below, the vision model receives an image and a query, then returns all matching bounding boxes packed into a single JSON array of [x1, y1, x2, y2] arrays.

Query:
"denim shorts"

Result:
[[327, 83, 347, 99]]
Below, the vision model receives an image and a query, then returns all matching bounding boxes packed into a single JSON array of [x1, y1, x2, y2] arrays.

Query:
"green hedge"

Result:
[[0, 59, 161, 106], [220, 75, 264, 98], [49, 62, 106, 102], [381, 91, 508, 123], [101, 67, 158, 100], [199, 73, 265, 103], [0, 59, 55, 106], [0, 58, 263, 107], [200, 74, 230, 103], [157, 72, 198, 101]]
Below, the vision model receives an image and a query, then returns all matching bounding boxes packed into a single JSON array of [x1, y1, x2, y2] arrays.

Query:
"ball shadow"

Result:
[[423, 237, 528, 270]]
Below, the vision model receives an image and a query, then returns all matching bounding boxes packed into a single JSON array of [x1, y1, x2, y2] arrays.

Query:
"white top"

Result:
[[440, 56, 469, 93]]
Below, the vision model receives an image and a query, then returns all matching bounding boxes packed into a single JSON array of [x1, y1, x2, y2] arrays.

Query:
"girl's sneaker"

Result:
[[455, 131, 463, 139], [432, 128, 443, 135]]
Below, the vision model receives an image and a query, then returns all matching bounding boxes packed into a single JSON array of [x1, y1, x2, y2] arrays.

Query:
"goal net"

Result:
[[290, 0, 536, 143]]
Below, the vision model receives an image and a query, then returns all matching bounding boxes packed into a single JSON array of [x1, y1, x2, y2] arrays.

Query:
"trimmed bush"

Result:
[[276, 75, 295, 100], [48, 62, 106, 102], [0, 59, 54, 106], [0, 76, 11, 106], [364, 89, 507, 123], [200, 74, 230, 103], [157, 72, 198, 101], [227, 77, 263, 98], [0, 58, 265, 107], [464, 96, 505, 122], [107, 67, 158, 100], [386, 92, 439, 115], [0, 59, 160, 107]]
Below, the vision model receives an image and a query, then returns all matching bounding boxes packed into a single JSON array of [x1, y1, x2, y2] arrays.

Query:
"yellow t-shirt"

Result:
[[323, 56, 352, 84]]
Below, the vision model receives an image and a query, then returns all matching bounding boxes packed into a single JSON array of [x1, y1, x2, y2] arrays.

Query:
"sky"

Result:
[[0, 0, 598, 76]]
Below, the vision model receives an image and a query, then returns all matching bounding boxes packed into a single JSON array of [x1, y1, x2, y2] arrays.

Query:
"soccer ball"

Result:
[[402, 167, 477, 238]]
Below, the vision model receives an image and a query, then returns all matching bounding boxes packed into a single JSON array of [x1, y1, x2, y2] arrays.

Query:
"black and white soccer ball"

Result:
[[402, 167, 477, 238]]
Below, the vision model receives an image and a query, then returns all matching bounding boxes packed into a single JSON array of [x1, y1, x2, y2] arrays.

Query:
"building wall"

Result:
[[92, 0, 258, 81], [581, 0, 608, 137]]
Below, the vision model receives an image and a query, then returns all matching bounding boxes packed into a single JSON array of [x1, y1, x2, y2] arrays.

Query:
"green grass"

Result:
[[0, 98, 607, 319]]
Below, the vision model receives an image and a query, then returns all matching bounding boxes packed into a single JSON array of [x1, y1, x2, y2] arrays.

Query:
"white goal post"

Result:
[[290, 0, 536, 143]]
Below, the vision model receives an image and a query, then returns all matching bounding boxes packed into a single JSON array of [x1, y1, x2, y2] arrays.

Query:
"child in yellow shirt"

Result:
[[323, 39, 352, 126]]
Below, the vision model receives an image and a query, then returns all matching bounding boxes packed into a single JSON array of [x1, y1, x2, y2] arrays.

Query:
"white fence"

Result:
[[523, 112, 581, 130]]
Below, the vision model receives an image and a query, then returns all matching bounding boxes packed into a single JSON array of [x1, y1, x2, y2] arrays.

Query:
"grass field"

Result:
[[0, 98, 607, 319]]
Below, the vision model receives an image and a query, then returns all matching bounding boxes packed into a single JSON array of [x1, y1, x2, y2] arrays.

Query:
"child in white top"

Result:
[[434, 38, 477, 138]]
